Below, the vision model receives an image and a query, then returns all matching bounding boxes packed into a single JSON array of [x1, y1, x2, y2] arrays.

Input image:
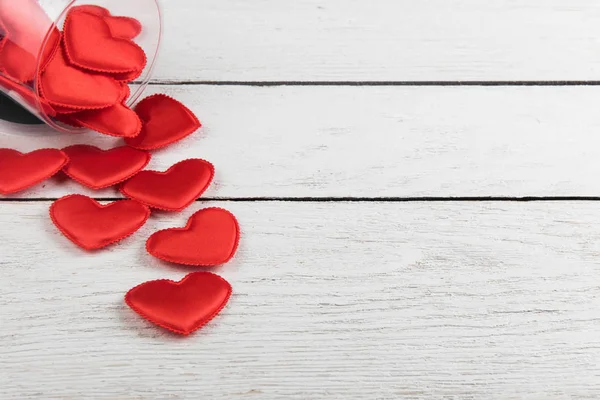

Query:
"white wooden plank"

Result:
[[154, 0, 600, 81], [2, 85, 600, 198], [1, 201, 600, 399]]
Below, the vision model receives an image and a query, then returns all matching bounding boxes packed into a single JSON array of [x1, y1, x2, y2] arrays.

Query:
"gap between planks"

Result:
[[5, 197, 600, 203], [146, 80, 600, 86]]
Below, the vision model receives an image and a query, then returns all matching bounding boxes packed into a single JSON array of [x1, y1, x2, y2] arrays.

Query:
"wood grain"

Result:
[[2, 2, 600, 399], [3, 85, 600, 198], [2, 201, 600, 399], [154, 0, 600, 82]]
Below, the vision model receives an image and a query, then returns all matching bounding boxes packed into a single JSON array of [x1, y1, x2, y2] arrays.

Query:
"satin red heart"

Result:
[[66, 103, 142, 138], [40, 44, 122, 110], [50, 194, 150, 250], [120, 159, 214, 211], [62, 6, 144, 82], [63, 10, 146, 74], [0, 148, 68, 194], [125, 272, 232, 335], [70, 5, 142, 40], [62, 145, 150, 189], [125, 94, 201, 150], [147, 208, 240, 267]]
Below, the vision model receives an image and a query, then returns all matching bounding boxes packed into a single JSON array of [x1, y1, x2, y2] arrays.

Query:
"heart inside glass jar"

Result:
[[0, 0, 161, 133]]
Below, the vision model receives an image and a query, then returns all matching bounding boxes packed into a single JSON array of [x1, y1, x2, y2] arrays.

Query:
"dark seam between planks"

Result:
[[4, 197, 600, 203], [144, 80, 600, 87]]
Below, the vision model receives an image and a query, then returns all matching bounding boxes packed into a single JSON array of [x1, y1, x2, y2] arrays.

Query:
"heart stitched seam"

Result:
[[63, 10, 147, 74]]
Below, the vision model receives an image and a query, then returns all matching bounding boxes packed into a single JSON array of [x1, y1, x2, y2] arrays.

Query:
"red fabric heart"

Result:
[[125, 94, 201, 150], [63, 10, 146, 74], [0, 148, 68, 194], [69, 5, 141, 40], [62, 145, 150, 189], [147, 208, 240, 267], [120, 159, 214, 211], [40, 45, 122, 110], [65, 5, 142, 81], [66, 102, 142, 138], [50, 194, 150, 250], [125, 272, 232, 335]]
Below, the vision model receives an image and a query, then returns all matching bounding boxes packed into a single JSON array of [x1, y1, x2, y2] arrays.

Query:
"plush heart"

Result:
[[147, 208, 240, 267], [62, 145, 150, 189], [67, 5, 142, 66], [67, 102, 142, 138], [125, 94, 201, 150], [0, 27, 60, 83], [125, 272, 232, 335], [120, 159, 214, 211], [50, 194, 150, 250], [0, 148, 68, 194], [69, 5, 142, 40], [63, 11, 146, 74], [40, 45, 122, 110]]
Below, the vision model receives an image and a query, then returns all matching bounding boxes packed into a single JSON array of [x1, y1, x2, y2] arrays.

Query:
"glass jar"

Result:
[[0, 0, 161, 133]]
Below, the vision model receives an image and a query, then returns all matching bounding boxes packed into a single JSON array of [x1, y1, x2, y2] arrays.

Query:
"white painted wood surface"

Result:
[[2, 202, 600, 399], [4, 85, 600, 198], [3, 1, 600, 399], [156, 0, 600, 81]]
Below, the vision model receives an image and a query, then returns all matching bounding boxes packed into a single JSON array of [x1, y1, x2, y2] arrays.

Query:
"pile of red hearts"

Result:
[[0, 4, 240, 336], [0, 2, 151, 137]]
